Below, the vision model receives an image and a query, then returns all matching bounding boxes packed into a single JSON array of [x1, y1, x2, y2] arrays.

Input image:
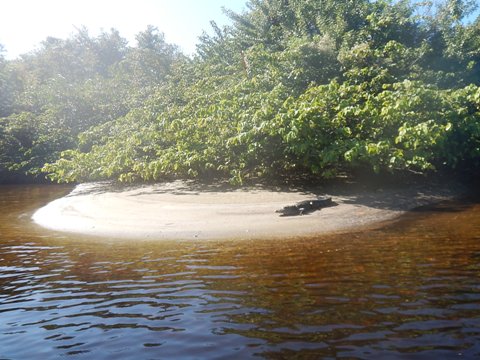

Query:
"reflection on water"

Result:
[[1, 185, 480, 359]]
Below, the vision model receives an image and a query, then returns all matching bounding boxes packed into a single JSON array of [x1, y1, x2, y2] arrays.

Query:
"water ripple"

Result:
[[1, 190, 480, 358]]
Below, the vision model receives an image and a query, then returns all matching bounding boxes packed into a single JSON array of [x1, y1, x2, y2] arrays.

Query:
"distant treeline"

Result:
[[1, 0, 479, 184]]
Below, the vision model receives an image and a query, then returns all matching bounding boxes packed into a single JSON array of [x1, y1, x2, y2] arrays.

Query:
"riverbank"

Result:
[[30, 179, 469, 240]]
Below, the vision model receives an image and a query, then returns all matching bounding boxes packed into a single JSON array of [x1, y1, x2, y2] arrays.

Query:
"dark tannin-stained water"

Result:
[[1, 185, 480, 359]]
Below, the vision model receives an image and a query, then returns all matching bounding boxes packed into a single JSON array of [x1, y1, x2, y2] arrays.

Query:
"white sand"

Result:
[[32, 180, 461, 240]]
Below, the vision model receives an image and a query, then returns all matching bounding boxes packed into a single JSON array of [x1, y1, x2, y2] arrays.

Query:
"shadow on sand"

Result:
[[64, 176, 471, 213]]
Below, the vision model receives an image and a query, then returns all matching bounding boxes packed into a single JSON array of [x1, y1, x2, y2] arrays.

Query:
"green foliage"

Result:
[[0, 46, 20, 118], [2, 0, 480, 184], [263, 79, 480, 178], [0, 110, 74, 181], [0, 27, 180, 182]]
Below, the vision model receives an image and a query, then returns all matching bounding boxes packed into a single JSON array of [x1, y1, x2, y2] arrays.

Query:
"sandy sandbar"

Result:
[[32, 180, 463, 240]]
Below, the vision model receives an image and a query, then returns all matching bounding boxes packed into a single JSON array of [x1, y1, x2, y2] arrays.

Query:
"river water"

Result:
[[1, 185, 480, 359]]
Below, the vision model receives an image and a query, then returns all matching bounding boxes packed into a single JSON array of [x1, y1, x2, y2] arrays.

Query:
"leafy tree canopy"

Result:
[[1, 0, 479, 184]]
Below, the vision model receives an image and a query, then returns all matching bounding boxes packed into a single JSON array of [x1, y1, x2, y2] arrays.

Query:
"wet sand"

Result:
[[32, 180, 463, 240]]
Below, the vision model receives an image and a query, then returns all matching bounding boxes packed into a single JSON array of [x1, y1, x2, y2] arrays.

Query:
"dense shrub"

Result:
[[2, 1, 480, 184]]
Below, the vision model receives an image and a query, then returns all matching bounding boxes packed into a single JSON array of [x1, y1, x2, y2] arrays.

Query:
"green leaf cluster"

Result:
[[2, 0, 480, 184], [0, 27, 181, 182]]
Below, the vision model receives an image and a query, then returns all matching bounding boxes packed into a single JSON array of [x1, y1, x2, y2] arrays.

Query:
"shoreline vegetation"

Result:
[[32, 177, 471, 240], [1, 0, 479, 188]]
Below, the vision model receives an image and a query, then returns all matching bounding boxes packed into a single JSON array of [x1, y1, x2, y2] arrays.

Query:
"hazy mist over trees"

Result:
[[1, 0, 479, 184]]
